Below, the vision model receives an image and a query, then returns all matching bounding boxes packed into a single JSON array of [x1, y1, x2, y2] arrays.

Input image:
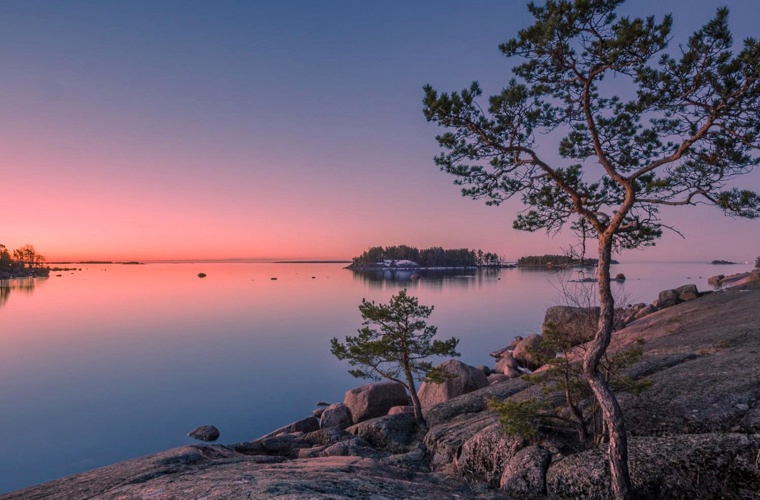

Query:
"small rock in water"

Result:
[[316, 401, 330, 406], [197, 273, 207, 278], [188, 425, 220, 441], [271, 277, 278, 280]]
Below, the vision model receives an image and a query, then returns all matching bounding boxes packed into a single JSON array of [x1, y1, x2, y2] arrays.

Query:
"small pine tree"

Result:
[[330, 289, 460, 425], [491, 326, 651, 447]]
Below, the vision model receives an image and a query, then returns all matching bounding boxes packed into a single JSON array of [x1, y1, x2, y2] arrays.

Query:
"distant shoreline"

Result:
[[273, 261, 352, 264]]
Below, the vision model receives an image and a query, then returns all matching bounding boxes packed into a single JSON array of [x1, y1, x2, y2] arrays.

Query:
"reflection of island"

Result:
[[352, 267, 505, 288], [0, 276, 44, 309]]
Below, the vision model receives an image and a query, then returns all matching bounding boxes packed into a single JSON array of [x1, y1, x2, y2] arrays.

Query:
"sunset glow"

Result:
[[2, 0, 759, 262]]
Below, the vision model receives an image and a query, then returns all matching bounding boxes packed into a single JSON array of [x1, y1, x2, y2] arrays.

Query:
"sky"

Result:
[[1, 0, 759, 263]]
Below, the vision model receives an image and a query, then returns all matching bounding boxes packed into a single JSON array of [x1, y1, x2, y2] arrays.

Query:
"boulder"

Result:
[[499, 445, 552, 498], [320, 436, 377, 458], [751, 269, 760, 282], [320, 403, 352, 429], [417, 360, 489, 410], [259, 416, 319, 439], [542, 306, 599, 346], [614, 273, 626, 281], [302, 426, 350, 447], [346, 413, 416, 453], [488, 373, 509, 384], [676, 284, 699, 302], [504, 367, 522, 379], [258, 434, 310, 457], [454, 422, 524, 486], [387, 405, 414, 416], [494, 353, 519, 374], [476, 365, 492, 376], [343, 382, 409, 424], [312, 407, 326, 418], [634, 304, 657, 320], [707, 274, 724, 286], [188, 425, 220, 442], [489, 337, 523, 358], [512, 334, 555, 370], [654, 289, 679, 309]]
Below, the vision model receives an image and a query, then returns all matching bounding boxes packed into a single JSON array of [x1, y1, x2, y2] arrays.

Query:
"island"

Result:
[[516, 254, 619, 268], [347, 245, 512, 270], [710, 259, 737, 265]]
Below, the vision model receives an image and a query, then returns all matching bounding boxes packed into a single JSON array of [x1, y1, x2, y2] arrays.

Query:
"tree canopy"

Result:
[[350, 245, 503, 268], [330, 290, 460, 424], [423, 1, 759, 498]]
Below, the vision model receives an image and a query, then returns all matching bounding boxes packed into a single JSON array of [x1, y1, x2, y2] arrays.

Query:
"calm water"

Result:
[[0, 261, 742, 493]]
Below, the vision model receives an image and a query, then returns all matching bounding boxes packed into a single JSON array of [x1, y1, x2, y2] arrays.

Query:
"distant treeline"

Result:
[[516, 254, 617, 267], [350, 245, 504, 268]]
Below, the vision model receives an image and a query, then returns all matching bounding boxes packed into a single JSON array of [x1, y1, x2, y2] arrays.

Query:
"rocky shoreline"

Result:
[[4, 275, 760, 499]]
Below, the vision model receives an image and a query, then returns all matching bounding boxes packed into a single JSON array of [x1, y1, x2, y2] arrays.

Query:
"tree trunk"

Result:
[[583, 236, 632, 500], [405, 369, 426, 426]]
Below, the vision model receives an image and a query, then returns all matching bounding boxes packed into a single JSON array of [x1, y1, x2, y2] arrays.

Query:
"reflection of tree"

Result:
[[0, 277, 42, 309], [352, 269, 494, 291]]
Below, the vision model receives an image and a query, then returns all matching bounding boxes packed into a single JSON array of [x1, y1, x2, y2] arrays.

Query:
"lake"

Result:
[[0, 261, 741, 493]]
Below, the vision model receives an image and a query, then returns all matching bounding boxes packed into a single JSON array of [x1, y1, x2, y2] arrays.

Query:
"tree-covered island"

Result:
[[347, 245, 510, 269], [517, 254, 619, 268], [0, 244, 50, 279]]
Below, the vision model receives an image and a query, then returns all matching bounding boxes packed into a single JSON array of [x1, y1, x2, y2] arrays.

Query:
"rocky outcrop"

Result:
[[2, 447, 495, 499], [346, 413, 417, 453], [454, 422, 524, 486], [417, 359, 489, 410], [343, 381, 409, 424], [546, 433, 760, 499], [708, 269, 760, 288]]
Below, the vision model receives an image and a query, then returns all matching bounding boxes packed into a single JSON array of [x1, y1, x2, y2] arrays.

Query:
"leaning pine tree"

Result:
[[423, 1, 760, 498]]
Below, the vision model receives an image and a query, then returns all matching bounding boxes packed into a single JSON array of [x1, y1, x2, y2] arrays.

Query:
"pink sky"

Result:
[[2, 1, 758, 263]]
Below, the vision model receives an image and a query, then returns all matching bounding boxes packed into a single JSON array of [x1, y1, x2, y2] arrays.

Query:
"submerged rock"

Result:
[[188, 425, 220, 442]]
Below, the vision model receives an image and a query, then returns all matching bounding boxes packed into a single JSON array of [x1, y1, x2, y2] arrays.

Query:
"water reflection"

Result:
[[0, 276, 44, 309], [351, 268, 507, 289]]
